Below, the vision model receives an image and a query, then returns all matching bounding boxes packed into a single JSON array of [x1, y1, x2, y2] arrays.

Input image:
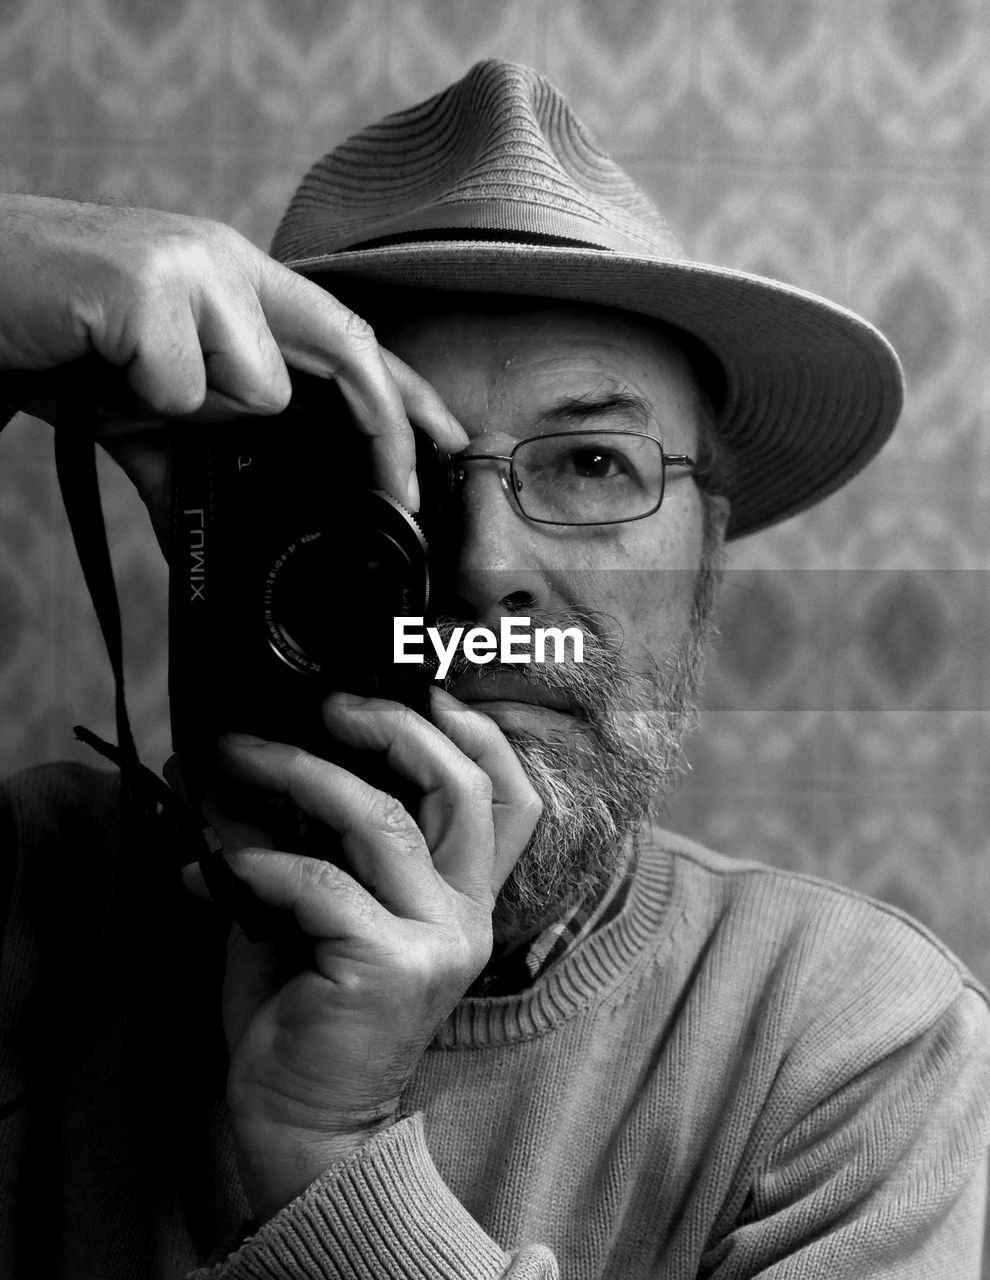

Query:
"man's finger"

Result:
[[216, 736, 446, 917], [218, 846, 389, 946], [321, 695, 515, 902], [254, 260, 464, 507], [427, 688, 543, 891], [123, 298, 208, 417], [197, 282, 293, 417], [380, 348, 468, 451]]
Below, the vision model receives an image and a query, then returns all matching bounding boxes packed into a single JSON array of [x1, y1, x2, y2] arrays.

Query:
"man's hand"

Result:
[[183, 687, 542, 1225], [0, 193, 466, 509]]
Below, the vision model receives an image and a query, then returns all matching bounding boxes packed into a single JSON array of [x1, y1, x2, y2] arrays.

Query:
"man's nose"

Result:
[[431, 464, 553, 628]]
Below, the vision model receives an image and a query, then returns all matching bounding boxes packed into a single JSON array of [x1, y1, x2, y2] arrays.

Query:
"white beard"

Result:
[[437, 552, 721, 945], [488, 616, 707, 943]]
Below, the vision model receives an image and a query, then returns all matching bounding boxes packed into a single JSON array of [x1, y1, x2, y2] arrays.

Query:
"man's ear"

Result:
[[97, 429, 171, 558]]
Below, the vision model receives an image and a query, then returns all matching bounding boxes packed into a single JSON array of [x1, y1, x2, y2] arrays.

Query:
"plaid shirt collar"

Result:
[[468, 842, 637, 999]]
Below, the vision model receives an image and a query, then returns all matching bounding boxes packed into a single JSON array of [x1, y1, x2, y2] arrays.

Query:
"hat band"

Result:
[[278, 197, 681, 262], [334, 226, 612, 254]]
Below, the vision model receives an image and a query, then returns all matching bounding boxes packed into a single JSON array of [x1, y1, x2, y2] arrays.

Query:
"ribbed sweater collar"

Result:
[[433, 829, 679, 1048]]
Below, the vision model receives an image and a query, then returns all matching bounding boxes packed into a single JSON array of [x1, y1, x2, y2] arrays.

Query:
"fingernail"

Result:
[[406, 470, 421, 512], [328, 691, 366, 706], [447, 410, 469, 444], [430, 686, 464, 708], [220, 731, 267, 749]]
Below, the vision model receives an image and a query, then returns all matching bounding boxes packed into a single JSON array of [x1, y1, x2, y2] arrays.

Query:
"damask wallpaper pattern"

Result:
[[1, 0, 988, 1007]]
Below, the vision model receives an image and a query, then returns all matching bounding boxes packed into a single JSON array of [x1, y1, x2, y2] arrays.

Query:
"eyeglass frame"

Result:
[[445, 429, 698, 527]]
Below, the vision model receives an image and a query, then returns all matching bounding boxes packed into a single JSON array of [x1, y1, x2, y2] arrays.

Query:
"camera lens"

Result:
[[263, 496, 428, 678], [265, 531, 339, 672]]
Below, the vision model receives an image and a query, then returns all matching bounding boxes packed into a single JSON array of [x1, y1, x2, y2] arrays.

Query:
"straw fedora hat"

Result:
[[272, 59, 903, 539]]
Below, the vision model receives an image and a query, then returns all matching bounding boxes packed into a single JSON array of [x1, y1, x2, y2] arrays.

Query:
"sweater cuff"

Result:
[[188, 1113, 557, 1280]]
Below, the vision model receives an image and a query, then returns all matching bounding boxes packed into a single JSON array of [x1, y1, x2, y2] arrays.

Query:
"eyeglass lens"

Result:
[[511, 431, 665, 524]]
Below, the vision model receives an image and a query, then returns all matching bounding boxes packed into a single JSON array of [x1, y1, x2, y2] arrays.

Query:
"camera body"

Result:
[[167, 373, 441, 781]]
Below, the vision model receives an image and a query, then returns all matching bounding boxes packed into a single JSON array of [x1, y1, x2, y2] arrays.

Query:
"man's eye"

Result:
[[565, 447, 624, 479]]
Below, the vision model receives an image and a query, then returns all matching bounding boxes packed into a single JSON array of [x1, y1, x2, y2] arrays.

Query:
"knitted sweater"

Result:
[[1, 764, 988, 1280]]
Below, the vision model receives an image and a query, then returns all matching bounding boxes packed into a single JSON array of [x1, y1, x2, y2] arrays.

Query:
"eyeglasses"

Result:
[[448, 430, 697, 526]]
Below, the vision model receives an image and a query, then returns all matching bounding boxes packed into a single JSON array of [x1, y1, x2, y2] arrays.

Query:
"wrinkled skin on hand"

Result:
[[0, 192, 466, 514], [183, 687, 541, 1223]]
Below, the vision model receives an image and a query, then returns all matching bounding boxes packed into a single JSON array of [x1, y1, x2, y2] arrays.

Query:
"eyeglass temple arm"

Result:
[[453, 452, 513, 467]]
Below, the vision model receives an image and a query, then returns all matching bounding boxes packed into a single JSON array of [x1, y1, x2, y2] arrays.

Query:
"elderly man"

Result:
[[1, 60, 988, 1280]]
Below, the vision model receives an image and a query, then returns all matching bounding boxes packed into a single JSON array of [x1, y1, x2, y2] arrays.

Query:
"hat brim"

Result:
[[284, 242, 904, 540]]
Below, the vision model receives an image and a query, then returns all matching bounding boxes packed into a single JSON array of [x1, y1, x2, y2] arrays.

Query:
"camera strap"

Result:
[[50, 368, 286, 938], [0, 367, 238, 1124], [53, 383, 140, 785], [0, 370, 147, 1123]]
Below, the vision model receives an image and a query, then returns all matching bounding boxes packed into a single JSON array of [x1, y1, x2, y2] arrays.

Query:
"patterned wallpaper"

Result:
[[2, 0, 989, 1017]]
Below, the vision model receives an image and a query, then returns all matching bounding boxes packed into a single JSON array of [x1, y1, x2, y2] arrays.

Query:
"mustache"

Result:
[[431, 608, 669, 750]]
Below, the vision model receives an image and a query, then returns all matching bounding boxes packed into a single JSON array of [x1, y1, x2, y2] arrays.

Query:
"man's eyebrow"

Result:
[[533, 390, 654, 430]]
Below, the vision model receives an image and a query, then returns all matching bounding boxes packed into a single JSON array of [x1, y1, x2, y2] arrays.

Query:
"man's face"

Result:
[[375, 301, 721, 941]]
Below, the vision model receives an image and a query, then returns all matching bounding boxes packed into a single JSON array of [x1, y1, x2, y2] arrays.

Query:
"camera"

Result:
[[167, 372, 442, 784]]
